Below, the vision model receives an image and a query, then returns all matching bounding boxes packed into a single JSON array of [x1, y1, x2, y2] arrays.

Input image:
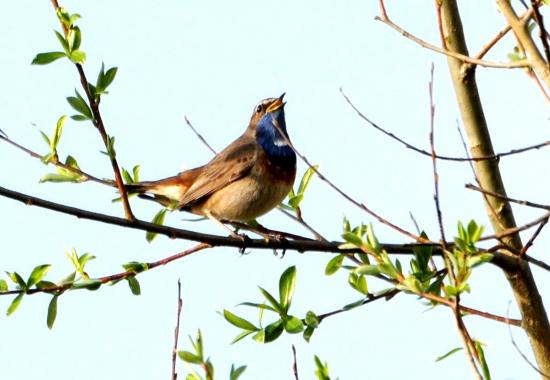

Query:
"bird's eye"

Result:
[[256, 105, 262, 113]]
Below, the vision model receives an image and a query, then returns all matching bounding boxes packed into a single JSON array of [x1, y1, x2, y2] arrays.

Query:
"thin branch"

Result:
[[1, 243, 210, 296], [0, 133, 114, 186], [270, 115, 423, 242], [466, 183, 550, 210], [291, 345, 299, 380], [50, 1, 134, 221], [278, 207, 328, 242], [507, 302, 550, 379], [520, 218, 548, 256], [172, 279, 183, 380], [183, 116, 217, 155], [531, 0, 550, 64], [480, 212, 550, 242], [340, 89, 550, 162], [375, 3, 529, 69]]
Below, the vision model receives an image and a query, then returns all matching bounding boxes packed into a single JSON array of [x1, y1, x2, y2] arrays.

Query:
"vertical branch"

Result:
[[49, 0, 135, 221], [439, 0, 550, 374], [172, 280, 183, 380]]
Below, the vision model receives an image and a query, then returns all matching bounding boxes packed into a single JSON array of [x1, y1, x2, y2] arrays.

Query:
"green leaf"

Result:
[[303, 326, 315, 342], [283, 315, 304, 333], [298, 165, 318, 194], [67, 91, 93, 120], [223, 310, 258, 331], [229, 364, 247, 380], [40, 130, 51, 147], [122, 261, 149, 274], [67, 26, 81, 51], [7, 272, 27, 289], [258, 286, 282, 313], [355, 274, 369, 295], [314, 355, 331, 380], [35, 280, 56, 290], [47, 295, 58, 329], [355, 264, 381, 276], [467, 253, 493, 268], [0, 279, 7, 292], [127, 276, 141, 295], [69, 49, 86, 64], [132, 165, 140, 182], [31, 51, 67, 65], [325, 255, 344, 275], [341, 231, 363, 247], [435, 347, 463, 362], [27, 264, 51, 288], [279, 266, 296, 313], [475, 341, 491, 380], [146, 209, 167, 242], [288, 194, 304, 210], [238, 301, 276, 312], [7, 293, 24, 316], [230, 330, 254, 344], [263, 319, 284, 343], [51, 116, 66, 150], [178, 351, 202, 364], [73, 279, 101, 291], [54, 30, 70, 54], [305, 311, 320, 328]]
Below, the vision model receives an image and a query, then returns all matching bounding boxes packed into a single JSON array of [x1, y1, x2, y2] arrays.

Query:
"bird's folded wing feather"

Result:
[[178, 136, 257, 207]]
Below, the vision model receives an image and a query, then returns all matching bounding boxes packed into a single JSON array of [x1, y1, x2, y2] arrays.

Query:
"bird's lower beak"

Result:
[[267, 93, 286, 113]]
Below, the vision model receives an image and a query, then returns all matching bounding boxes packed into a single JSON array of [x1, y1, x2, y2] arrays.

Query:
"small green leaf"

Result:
[[51, 116, 66, 150], [238, 301, 276, 312], [230, 330, 254, 344], [146, 209, 167, 242], [0, 279, 7, 292], [279, 266, 297, 313], [298, 165, 318, 194], [475, 341, 491, 380], [67, 91, 93, 120], [355, 274, 369, 295], [283, 315, 304, 333], [258, 286, 282, 313], [355, 264, 381, 276], [73, 279, 101, 291], [467, 253, 493, 268], [7, 293, 24, 316], [341, 231, 363, 247], [27, 264, 51, 288], [305, 311, 320, 328], [69, 49, 86, 64], [435, 347, 463, 362], [54, 30, 70, 54], [223, 310, 258, 331], [178, 351, 202, 364], [31, 51, 67, 65], [47, 295, 58, 329], [229, 364, 247, 380], [325, 255, 344, 275], [263, 319, 284, 343], [303, 326, 315, 342], [314, 355, 331, 380], [127, 276, 141, 295], [35, 280, 56, 290], [122, 261, 149, 273], [7, 272, 26, 289]]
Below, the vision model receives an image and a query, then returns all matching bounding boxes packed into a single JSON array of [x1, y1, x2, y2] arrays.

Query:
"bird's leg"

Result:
[[204, 210, 246, 242]]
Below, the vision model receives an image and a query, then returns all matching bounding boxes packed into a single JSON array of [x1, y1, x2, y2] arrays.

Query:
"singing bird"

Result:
[[126, 94, 297, 229]]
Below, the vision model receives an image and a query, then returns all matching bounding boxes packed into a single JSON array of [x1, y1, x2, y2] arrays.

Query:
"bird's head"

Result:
[[251, 93, 295, 165]]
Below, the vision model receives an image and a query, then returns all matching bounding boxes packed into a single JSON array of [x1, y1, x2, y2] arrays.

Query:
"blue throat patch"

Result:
[[256, 110, 296, 167]]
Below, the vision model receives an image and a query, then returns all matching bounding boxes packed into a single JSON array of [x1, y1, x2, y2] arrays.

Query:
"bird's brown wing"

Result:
[[178, 135, 257, 208]]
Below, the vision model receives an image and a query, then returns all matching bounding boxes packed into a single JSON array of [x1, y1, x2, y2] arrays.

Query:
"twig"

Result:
[[1, 243, 210, 296], [375, 2, 529, 69], [479, 212, 550, 242], [172, 280, 183, 380], [49, 1, 134, 221], [507, 302, 550, 379], [278, 207, 328, 242], [340, 89, 550, 162], [184, 116, 217, 155], [270, 116, 423, 242], [531, 0, 550, 64], [520, 218, 548, 256], [466, 183, 550, 210], [291, 345, 299, 380], [0, 133, 114, 186]]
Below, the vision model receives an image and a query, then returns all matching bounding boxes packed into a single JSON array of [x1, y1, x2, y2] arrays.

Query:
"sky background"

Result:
[[1, 1, 549, 379]]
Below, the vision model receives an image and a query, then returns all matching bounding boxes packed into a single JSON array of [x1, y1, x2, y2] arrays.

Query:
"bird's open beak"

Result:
[[266, 93, 286, 113]]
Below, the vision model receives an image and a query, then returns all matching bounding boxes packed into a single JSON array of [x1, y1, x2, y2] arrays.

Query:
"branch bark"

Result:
[[439, 1, 550, 376]]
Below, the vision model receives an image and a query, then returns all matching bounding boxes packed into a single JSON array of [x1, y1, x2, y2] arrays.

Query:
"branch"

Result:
[[50, 1, 134, 220], [340, 90, 550, 162], [172, 279, 183, 380], [375, 2, 529, 69]]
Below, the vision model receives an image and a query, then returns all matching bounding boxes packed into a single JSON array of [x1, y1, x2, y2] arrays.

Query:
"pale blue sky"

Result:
[[1, 1, 549, 379]]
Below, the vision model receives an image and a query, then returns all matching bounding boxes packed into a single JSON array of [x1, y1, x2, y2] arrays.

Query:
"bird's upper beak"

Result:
[[266, 93, 286, 113]]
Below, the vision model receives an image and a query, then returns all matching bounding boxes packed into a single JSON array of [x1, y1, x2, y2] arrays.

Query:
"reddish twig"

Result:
[[184, 115, 217, 155], [520, 218, 548, 256], [49, 1, 134, 221], [172, 279, 183, 380], [291, 345, 299, 380], [466, 183, 550, 210]]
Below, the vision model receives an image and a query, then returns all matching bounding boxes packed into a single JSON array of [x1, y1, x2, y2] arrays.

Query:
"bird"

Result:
[[125, 93, 297, 234]]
